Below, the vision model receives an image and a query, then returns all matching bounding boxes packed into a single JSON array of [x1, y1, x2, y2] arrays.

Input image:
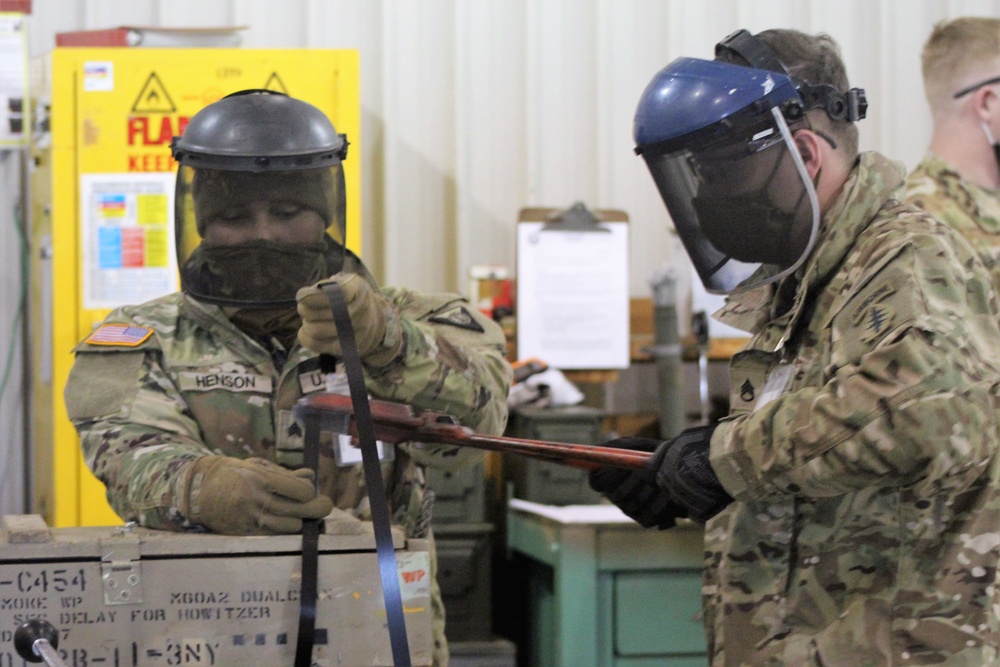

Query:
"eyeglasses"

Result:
[[953, 75, 1000, 99]]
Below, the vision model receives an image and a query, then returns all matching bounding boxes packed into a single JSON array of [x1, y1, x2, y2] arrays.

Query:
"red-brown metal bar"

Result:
[[297, 393, 650, 471]]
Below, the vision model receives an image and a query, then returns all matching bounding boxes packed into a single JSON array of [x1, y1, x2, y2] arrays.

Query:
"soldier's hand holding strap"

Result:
[[588, 437, 688, 530], [296, 273, 404, 369], [179, 456, 334, 535]]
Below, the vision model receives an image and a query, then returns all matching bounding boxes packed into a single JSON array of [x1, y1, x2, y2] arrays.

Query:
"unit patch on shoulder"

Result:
[[850, 282, 896, 325], [428, 305, 485, 332], [85, 324, 154, 347], [858, 304, 895, 343]]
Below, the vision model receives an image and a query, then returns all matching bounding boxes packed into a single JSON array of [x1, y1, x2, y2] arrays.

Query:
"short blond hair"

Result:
[[922, 17, 1000, 112]]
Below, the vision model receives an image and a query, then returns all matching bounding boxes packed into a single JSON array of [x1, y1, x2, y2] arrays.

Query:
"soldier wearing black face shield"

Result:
[[64, 90, 512, 667], [589, 28, 1000, 666]]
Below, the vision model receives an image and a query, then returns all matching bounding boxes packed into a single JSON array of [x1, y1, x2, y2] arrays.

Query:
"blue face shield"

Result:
[[634, 58, 820, 293]]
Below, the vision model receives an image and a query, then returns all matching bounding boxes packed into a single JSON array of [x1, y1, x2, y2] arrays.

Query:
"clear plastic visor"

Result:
[[175, 164, 347, 308], [641, 108, 819, 294]]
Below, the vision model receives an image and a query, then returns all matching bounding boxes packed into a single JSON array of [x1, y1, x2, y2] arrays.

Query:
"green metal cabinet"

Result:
[[506, 500, 707, 667], [505, 406, 606, 505], [426, 460, 487, 523]]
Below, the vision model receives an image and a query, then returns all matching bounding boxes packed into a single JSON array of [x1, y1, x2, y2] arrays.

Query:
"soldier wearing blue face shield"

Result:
[[590, 29, 1000, 665]]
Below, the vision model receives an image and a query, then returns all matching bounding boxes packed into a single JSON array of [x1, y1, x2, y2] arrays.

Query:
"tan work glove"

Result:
[[178, 456, 333, 535], [296, 272, 403, 368]]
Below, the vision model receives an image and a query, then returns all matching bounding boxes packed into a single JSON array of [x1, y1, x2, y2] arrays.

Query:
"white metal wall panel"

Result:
[[24, 0, 83, 52], [4, 0, 1000, 515], [597, 2, 686, 300], [303, 0, 386, 279], [527, 0, 601, 209], [234, 0, 306, 48], [454, 0, 528, 289], [382, 0, 458, 288], [76, 0, 156, 27]]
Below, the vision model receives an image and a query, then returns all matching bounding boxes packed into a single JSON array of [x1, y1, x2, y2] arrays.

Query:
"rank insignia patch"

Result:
[[429, 305, 484, 332], [859, 304, 894, 343], [85, 324, 154, 347]]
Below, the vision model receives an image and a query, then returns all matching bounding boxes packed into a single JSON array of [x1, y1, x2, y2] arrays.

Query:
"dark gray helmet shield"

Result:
[[175, 165, 346, 308], [642, 109, 819, 294]]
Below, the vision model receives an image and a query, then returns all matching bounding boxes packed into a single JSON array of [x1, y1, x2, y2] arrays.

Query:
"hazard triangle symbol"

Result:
[[262, 72, 289, 95], [131, 72, 176, 113]]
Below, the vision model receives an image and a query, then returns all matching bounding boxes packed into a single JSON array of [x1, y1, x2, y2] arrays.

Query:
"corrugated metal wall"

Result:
[[1, 0, 998, 515]]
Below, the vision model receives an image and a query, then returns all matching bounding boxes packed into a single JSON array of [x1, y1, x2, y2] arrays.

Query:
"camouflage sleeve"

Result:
[[363, 286, 513, 470], [711, 239, 1000, 500], [904, 156, 971, 233], [65, 349, 208, 531]]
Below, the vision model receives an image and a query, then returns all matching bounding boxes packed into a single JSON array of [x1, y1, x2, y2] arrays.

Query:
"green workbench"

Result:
[[505, 499, 708, 667]]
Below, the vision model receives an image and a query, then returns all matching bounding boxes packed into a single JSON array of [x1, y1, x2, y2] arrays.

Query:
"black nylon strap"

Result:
[[293, 413, 322, 667], [323, 282, 412, 665]]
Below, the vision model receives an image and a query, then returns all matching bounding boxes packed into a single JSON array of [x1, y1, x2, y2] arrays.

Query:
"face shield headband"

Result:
[[641, 107, 820, 294], [715, 29, 868, 126]]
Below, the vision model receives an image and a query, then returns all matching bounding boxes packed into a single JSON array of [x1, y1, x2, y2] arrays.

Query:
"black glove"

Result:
[[651, 423, 733, 523], [588, 437, 688, 530]]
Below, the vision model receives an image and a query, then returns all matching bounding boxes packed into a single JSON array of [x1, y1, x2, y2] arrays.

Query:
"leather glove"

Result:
[[650, 423, 733, 523], [179, 456, 334, 535], [296, 272, 403, 369], [588, 437, 688, 530]]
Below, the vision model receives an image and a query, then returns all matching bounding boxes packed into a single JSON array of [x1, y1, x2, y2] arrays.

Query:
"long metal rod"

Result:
[[298, 393, 651, 471], [459, 433, 649, 470]]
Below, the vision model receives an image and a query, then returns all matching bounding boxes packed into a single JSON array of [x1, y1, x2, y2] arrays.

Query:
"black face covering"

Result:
[[688, 140, 812, 268], [184, 239, 328, 306], [691, 193, 806, 265]]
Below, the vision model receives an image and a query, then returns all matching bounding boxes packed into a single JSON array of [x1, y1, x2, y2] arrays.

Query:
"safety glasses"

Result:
[[953, 75, 1000, 99]]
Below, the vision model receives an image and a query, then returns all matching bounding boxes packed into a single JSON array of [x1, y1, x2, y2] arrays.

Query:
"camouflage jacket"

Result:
[[63, 259, 512, 533], [706, 152, 1000, 666], [905, 152, 1000, 291]]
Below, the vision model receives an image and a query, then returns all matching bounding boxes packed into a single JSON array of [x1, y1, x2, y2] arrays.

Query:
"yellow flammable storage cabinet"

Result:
[[29, 48, 361, 527]]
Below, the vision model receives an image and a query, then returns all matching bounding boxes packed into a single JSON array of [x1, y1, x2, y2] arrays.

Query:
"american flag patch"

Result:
[[85, 324, 154, 347]]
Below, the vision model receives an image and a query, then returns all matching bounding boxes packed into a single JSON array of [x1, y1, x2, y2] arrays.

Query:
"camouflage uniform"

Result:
[[64, 255, 512, 667], [704, 152, 1000, 665], [905, 151, 1000, 292]]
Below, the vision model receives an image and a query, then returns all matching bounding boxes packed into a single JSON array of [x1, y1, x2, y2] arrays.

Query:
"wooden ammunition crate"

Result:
[[0, 514, 432, 666]]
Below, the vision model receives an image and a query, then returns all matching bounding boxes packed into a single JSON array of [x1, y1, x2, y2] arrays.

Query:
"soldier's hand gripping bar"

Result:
[[296, 393, 651, 470]]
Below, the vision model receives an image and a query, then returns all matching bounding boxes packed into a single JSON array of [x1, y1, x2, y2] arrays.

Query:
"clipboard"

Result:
[[516, 202, 630, 370]]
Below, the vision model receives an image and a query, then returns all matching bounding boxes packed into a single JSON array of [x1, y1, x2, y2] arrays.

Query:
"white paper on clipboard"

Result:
[[516, 204, 630, 369]]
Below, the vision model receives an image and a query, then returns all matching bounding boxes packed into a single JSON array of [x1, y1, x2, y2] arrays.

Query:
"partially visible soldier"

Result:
[[906, 17, 1000, 288], [63, 90, 512, 667], [590, 28, 1000, 665]]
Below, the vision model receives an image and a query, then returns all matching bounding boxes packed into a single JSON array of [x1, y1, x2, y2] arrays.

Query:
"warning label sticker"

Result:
[[131, 72, 176, 114]]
